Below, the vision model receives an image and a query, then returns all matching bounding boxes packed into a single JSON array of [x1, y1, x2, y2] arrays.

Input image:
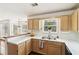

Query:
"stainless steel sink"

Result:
[[42, 35, 59, 40]]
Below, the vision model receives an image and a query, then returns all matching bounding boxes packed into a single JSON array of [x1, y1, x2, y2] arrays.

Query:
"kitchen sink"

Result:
[[42, 35, 59, 40]]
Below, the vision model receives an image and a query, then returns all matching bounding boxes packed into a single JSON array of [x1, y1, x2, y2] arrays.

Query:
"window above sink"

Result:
[[42, 18, 60, 33]]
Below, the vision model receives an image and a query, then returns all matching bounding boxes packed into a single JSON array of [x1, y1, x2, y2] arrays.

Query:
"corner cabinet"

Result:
[[8, 39, 31, 55], [71, 9, 78, 32], [25, 39, 32, 55]]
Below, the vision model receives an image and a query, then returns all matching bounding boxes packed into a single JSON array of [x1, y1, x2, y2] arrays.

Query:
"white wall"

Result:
[[0, 11, 27, 36], [58, 32, 79, 42]]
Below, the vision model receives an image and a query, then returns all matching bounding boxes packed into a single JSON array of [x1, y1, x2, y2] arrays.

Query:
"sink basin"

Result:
[[42, 36, 54, 40]]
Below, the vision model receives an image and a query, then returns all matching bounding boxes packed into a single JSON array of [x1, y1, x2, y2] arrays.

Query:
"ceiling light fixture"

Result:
[[31, 3, 38, 7]]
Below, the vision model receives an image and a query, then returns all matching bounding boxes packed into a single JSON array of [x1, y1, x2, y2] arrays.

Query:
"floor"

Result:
[[29, 51, 42, 55]]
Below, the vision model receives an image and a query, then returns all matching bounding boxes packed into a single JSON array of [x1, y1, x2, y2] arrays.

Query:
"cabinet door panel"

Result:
[[60, 16, 69, 31], [33, 20, 39, 30], [72, 10, 78, 32], [26, 39, 31, 54], [32, 39, 38, 52], [37, 40, 48, 54], [48, 45, 61, 55], [28, 19, 33, 30], [18, 42, 26, 55], [32, 39, 47, 54]]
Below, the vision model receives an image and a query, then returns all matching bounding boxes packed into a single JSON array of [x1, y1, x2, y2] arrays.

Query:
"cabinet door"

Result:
[[72, 10, 78, 32], [26, 39, 32, 54], [18, 42, 26, 55], [48, 45, 61, 55], [47, 41, 65, 55], [32, 39, 38, 52], [38, 40, 48, 54], [28, 19, 39, 30], [60, 15, 69, 31], [32, 39, 47, 54], [28, 19, 33, 30], [33, 20, 39, 30]]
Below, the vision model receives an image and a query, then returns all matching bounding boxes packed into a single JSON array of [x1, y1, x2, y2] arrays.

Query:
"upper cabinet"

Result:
[[60, 15, 71, 32], [33, 19, 39, 30], [28, 19, 42, 30], [28, 19, 33, 30], [71, 8, 79, 32], [71, 9, 78, 32]]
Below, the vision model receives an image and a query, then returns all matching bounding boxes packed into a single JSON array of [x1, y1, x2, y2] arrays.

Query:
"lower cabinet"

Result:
[[18, 42, 26, 55], [8, 39, 65, 55], [25, 39, 32, 55], [32, 39, 48, 54], [8, 39, 31, 55], [32, 39, 65, 55], [47, 41, 65, 55], [8, 42, 26, 55]]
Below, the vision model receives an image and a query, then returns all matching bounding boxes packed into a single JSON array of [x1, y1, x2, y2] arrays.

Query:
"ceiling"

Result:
[[0, 3, 78, 17]]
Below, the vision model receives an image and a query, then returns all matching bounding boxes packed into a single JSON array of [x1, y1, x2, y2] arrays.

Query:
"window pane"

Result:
[[45, 21, 56, 25], [51, 26, 56, 32], [44, 26, 48, 31]]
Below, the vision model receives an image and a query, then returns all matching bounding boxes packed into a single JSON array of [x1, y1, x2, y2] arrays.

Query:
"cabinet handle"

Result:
[[39, 40, 44, 49]]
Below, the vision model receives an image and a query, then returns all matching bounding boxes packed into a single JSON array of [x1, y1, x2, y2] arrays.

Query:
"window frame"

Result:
[[42, 18, 60, 33]]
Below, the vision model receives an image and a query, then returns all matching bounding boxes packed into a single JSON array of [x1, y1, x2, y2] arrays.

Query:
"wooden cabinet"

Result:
[[60, 15, 71, 31], [28, 19, 33, 30], [8, 43, 18, 55], [32, 39, 38, 52], [33, 19, 39, 30], [28, 19, 39, 30], [71, 9, 78, 32], [32, 39, 48, 54], [25, 39, 32, 55], [71, 8, 79, 32], [8, 42, 26, 55], [18, 42, 26, 55], [47, 41, 65, 55]]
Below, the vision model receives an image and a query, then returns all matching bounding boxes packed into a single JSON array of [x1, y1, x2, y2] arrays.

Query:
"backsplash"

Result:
[[35, 31, 79, 42]]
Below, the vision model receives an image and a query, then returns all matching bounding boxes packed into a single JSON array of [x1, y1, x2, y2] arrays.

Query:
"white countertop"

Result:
[[6, 35, 79, 55], [7, 35, 42, 45], [48, 39, 79, 55]]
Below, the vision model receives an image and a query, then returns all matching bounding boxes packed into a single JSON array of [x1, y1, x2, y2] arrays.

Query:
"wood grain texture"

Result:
[[71, 9, 78, 32], [8, 43, 18, 55], [32, 39, 48, 54], [25, 39, 32, 55], [47, 41, 65, 55], [60, 15, 69, 31], [18, 42, 26, 55]]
